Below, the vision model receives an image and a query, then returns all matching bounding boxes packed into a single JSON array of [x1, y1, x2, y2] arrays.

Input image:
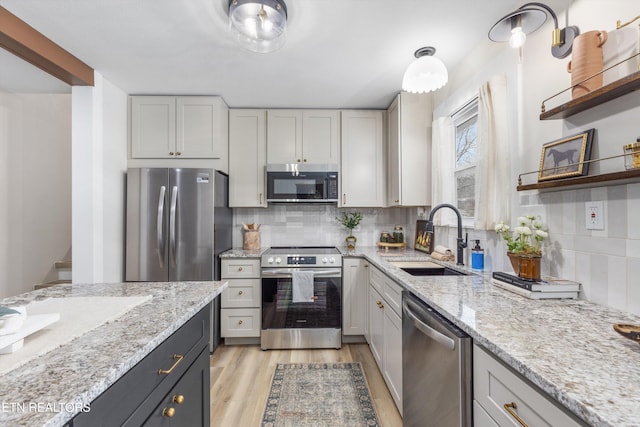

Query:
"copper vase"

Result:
[[567, 30, 608, 99], [507, 252, 541, 281]]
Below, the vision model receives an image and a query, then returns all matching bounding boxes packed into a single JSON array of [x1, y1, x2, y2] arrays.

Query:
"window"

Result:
[[453, 99, 478, 219]]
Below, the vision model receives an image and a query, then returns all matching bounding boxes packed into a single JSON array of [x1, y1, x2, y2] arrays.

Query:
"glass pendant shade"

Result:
[[402, 51, 448, 93], [229, 0, 287, 53]]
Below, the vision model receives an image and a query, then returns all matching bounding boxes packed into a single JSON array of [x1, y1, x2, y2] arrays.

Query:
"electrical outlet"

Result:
[[585, 201, 604, 230]]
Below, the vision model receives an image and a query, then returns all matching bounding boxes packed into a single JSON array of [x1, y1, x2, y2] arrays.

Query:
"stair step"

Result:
[[54, 261, 72, 270], [34, 280, 71, 290]]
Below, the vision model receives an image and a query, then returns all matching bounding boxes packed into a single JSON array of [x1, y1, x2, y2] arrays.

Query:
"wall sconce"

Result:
[[488, 2, 579, 58], [228, 0, 288, 53], [402, 47, 448, 93]]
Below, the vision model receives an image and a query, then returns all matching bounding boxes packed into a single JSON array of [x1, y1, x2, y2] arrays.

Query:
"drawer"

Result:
[[73, 304, 210, 427], [369, 265, 385, 294], [221, 259, 261, 278], [474, 344, 585, 427], [221, 278, 261, 308], [221, 308, 261, 337], [473, 400, 499, 427], [383, 278, 403, 316]]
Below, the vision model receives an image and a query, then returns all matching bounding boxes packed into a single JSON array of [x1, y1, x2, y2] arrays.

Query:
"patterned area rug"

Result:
[[261, 362, 381, 427]]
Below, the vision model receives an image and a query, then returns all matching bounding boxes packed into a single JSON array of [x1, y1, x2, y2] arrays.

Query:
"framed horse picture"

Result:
[[538, 128, 595, 182]]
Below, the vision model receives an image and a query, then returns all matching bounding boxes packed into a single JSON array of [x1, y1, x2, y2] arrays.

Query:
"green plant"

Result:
[[495, 215, 548, 255], [337, 211, 363, 236]]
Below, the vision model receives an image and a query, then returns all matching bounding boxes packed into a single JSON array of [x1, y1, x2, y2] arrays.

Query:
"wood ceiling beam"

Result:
[[0, 6, 94, 86]]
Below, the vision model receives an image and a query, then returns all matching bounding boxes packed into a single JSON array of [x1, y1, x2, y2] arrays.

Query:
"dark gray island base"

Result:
[[71, 304, 211, 427]]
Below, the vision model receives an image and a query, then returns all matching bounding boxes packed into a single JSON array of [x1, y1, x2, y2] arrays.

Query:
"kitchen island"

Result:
[[0, 280, 226, 427], [345, 247, 640, 427]]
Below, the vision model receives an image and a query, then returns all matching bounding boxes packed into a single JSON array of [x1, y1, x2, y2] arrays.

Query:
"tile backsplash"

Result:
[[233, 205, 418, 250]]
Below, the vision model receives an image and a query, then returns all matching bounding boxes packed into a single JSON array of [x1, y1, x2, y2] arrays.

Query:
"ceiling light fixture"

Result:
[[488, 2, 579, 59], [228, 0, 288, 53], [402, 47, 448, 93]]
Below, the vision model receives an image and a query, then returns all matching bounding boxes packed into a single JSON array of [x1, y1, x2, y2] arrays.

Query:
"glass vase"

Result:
[[507, 252, 541, 281]]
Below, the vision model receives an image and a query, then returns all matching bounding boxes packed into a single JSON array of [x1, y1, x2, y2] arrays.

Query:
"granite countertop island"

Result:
[[0, 280, 227, 427], [342, 247, 640, 427]]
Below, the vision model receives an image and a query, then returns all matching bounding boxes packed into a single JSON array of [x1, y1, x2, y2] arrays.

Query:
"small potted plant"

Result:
[[495, 215, 549, 280], [337, 211, 363, 250]]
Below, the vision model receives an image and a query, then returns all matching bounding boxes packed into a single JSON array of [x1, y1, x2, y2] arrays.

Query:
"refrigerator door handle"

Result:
[[169, 185, 178, 268], [156, 186, 166, 268]]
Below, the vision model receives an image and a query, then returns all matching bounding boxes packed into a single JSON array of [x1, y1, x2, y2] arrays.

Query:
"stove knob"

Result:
[[275, 257, 282, 264], [267, 257, 274, 264], [322, 257, 328, 264], [329, 257, 336, 264]]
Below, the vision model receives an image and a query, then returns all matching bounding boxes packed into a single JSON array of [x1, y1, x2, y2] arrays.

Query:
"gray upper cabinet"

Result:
[[130, 96, 228, 159], [387, 93, 432, 207], [266, 109, 340, 165]]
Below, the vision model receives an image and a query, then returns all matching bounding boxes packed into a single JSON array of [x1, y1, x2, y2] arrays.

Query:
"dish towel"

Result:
[[292, 270, 314, 303], [431, 245, 455, 262]]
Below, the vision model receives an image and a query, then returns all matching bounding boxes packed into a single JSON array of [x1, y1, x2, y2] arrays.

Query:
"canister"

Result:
[[623, 138, 640, 170], [393, 226, 404, 244]]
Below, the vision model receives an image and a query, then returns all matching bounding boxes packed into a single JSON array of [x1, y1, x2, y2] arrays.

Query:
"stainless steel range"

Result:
[[261, 247, 342, 350]]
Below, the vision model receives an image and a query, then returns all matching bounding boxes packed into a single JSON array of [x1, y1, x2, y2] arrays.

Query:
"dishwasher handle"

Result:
[[403, 298, 456, 351]]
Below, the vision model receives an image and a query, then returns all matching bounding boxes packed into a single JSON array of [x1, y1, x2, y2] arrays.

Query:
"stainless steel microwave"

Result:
[[266, 164, 339, 203]]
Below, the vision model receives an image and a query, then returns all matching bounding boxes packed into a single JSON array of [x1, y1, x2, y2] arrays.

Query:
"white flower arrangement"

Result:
[[495, 215, 548, 255]]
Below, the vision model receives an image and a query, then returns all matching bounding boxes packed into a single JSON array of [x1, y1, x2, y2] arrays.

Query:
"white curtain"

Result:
[[430, 116, 457, 226], [475, 74, 510, 230]]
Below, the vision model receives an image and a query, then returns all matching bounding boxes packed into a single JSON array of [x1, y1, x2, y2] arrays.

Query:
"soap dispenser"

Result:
[[471, 240, 484, 271]]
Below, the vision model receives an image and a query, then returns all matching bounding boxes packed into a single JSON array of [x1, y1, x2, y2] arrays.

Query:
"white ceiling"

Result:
[[0, 0, 524, 108]]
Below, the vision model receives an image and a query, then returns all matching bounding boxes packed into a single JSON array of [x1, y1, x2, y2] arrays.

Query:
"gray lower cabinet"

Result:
[[72, 304, 211, 427]]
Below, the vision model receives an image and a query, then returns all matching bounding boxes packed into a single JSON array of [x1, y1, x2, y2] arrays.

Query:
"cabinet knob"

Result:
[[376, 301, 384, 309], [394, 199, 400, 203], [176, 151, 182, 156], [238, 266, 243, 271], [173, 395, 185, 405], [238, 290, 244, 295], [169, 151, 174, 156], [238, 319, 244, 325], [303, 158, 307, 162], [163, 407, 176, 418], [364, 264, 369, 268], [297, 159, 301, 163]]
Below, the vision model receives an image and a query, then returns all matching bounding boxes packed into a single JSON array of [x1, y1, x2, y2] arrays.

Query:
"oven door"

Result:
[[261, 268, 342, 329]]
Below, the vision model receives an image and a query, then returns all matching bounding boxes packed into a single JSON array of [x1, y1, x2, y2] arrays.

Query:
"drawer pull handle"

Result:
[[238, 320, 244, 325], [238, 266, 243, 272], [173, 395, 185, 405], [158, 354, 184, 375], [376, 301, 384, 309], [163, 407, 176, 418], [504, 402, 528, 427], [238, 290, 244, 295]]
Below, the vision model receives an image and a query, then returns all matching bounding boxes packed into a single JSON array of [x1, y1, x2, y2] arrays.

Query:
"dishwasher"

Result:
[[402, 291, 472, 427]]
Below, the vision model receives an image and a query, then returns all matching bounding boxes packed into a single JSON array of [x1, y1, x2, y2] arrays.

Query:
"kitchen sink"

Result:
[[388, 261, 468, 276]]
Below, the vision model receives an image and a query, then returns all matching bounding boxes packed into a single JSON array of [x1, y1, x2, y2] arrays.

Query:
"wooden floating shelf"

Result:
[[540, 70, 640, 120], [517, 168, 640, 192]]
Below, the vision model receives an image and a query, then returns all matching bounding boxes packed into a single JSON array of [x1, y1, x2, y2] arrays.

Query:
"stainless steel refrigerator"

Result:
[[125, 168, 232, 350]]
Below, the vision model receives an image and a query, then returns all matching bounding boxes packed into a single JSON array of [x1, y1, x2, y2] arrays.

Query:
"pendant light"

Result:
[[402, 47, 448, 93], [228, 0, 288, 53]]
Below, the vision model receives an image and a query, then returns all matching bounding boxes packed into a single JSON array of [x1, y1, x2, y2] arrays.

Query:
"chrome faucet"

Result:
[[426, 203, 468, 266]]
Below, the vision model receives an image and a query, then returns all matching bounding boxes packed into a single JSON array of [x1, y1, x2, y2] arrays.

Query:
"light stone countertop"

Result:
[[220, 247, 269, 258], [344, 247, 640, 427], [0, 280, 227, 427]]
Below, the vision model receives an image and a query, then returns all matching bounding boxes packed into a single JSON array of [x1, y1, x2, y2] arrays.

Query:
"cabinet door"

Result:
[[267, 110, 302, 164], [131, 96, 176, 158], [342, 258, 369, 336], [399, 93, 431, 206], [383, 307, 402, 414], [229, 109, 267, 207], [387, 97, 401, 206], [368, 285, 384, 368], [176, 96, 227, 159], [341, 111, 385, 207], [142, 348, 210, 426], [302, 110, 340, 164]]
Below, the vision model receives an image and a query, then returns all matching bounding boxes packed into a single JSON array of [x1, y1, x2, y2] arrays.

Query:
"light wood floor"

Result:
[[209, 343, 403, 427]]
